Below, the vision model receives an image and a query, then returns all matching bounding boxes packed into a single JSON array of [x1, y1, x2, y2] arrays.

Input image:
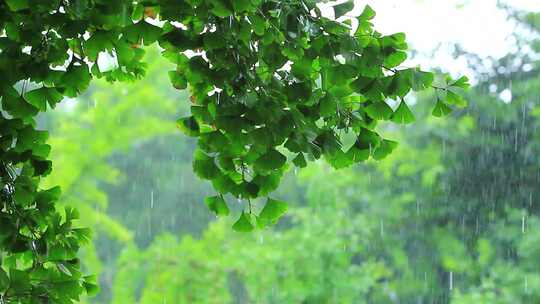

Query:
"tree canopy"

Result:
[[0, 0, 468, 302]]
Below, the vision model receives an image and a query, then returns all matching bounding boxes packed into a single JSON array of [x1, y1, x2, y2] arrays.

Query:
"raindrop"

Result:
[[449, 271, 453, 290], [514, 128, 518, 152], [150, 190, 154, 209]]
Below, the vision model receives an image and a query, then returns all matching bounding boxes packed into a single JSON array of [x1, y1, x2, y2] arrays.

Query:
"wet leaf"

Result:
[[232, 211, 254, 232], [258, 198, 288, 227], [391, 101, 415, 124], [205, 195, 230, 216]]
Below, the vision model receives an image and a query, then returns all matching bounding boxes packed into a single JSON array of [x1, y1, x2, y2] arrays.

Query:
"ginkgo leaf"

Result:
[[410, 69, 434, 91], [258, 198, 288, 227], [61, 65, 91, 98], [432, 100, 453, 117], [373, 139, 399, 160], [232, 211, 254, 232], [193, 149, 220, 179], [451, 76, 470, 89], [293, 153, 307, 168], [359, 4, 376, 20], [124, 21, 162, 45], [204, 196, 230, 216], [391, 101, 415, 124], [25, 87, 63, 111], [84, 31, 115, 61], [365, 102, 393, 120], [254, 149, 287, 172], [384, 51, 407, 68], [333, 0, 354, 19]]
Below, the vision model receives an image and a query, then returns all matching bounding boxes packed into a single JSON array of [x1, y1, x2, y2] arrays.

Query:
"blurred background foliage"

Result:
[[38, 4, 540, 304]]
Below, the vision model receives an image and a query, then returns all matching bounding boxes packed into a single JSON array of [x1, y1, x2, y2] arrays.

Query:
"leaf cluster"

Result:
[[0, 0, 468, 301]]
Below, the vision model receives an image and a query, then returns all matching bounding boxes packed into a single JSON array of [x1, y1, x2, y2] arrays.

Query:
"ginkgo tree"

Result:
[[0, 0, 468, 302]]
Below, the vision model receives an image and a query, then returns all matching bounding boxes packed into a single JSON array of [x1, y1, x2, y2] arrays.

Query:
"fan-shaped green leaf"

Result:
[[258, 198, 288, 227], [391, 101, 415, 124], [432, 100, 453, 117], [373, 139, 399, 160], [384, 51, 407, 68], [232, 211, 254, 232], [334, 1, 354, 19], [254, 149, 287, 172], [365, 102, 393, 120], [205, 195, 230, 216]]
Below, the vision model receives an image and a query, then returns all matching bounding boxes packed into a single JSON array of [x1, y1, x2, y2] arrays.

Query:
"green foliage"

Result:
[[0, 0, 468, 302], [107, 61, 540, 303], [100, 11, 540, 301], [39, 49, 200, 302]]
